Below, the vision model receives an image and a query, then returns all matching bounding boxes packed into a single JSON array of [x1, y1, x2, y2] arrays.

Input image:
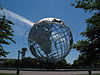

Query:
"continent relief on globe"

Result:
[[29, 22, 52, 55]]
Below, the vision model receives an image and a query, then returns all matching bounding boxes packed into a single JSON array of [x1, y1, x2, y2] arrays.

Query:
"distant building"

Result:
[[21, 48, 27, 59]]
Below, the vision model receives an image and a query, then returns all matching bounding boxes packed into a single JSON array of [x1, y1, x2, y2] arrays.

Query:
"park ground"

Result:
[[0, 70, 100, 75]]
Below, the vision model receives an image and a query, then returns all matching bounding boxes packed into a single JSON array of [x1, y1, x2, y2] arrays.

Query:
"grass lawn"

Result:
[[0, 73, 17, 75], [77, 74, 100, 75]]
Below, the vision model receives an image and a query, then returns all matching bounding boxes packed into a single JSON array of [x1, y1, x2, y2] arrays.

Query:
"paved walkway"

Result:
[[0, 70, 100, 75]]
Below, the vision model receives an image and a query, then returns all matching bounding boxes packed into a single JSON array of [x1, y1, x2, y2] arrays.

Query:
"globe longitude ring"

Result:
[[28, 18, 73, 63]]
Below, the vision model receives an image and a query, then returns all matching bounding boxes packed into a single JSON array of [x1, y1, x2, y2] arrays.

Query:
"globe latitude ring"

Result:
[[28, 18, 73, 63]]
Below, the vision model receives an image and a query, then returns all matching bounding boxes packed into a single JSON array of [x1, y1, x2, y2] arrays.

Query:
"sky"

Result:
[[0, 0, 91, 64]]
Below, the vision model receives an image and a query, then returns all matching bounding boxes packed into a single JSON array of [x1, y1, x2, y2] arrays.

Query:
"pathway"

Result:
[[0, 70, 100, 75]]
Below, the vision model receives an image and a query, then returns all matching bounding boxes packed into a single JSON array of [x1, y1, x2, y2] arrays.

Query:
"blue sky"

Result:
[[0, 0, 90, 64]]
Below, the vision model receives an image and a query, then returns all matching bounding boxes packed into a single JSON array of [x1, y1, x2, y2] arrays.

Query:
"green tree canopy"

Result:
[[73, 0, 100, 66], [0, 16, 15, 57]]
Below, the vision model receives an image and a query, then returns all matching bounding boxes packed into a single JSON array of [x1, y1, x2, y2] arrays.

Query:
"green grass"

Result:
[[0, 73, 17, 75]]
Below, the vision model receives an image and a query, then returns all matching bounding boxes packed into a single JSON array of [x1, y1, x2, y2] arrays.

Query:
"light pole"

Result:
[[16, 50, 20, 75]]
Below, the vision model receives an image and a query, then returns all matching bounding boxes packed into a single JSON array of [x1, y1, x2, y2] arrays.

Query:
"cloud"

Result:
[[0, 8, 33, 51], [0, 8, 34, 26]]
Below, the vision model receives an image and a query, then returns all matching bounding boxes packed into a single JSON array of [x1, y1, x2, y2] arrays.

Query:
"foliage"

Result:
[[72, 0, 100, 67], [20, 57, 38, 68], [41, 59, 68, 69], [0, 16, 15, 57], [0, 57, 70, 69], [73, 0, 100, 11]]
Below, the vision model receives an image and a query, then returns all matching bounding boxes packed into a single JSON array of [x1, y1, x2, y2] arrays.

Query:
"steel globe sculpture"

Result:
[[28, 18, 73, 63]]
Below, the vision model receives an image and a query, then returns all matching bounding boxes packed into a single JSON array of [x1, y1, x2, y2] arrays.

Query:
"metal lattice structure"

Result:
[[28, 18, 73, 63]]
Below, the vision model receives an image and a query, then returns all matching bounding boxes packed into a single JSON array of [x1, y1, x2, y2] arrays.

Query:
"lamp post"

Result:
[[16, 50, 20, 75]]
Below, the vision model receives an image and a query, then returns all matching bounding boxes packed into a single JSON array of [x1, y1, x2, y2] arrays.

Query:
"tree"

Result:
[[0, 15, 15, 57], [73, 0, 100, 67]]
